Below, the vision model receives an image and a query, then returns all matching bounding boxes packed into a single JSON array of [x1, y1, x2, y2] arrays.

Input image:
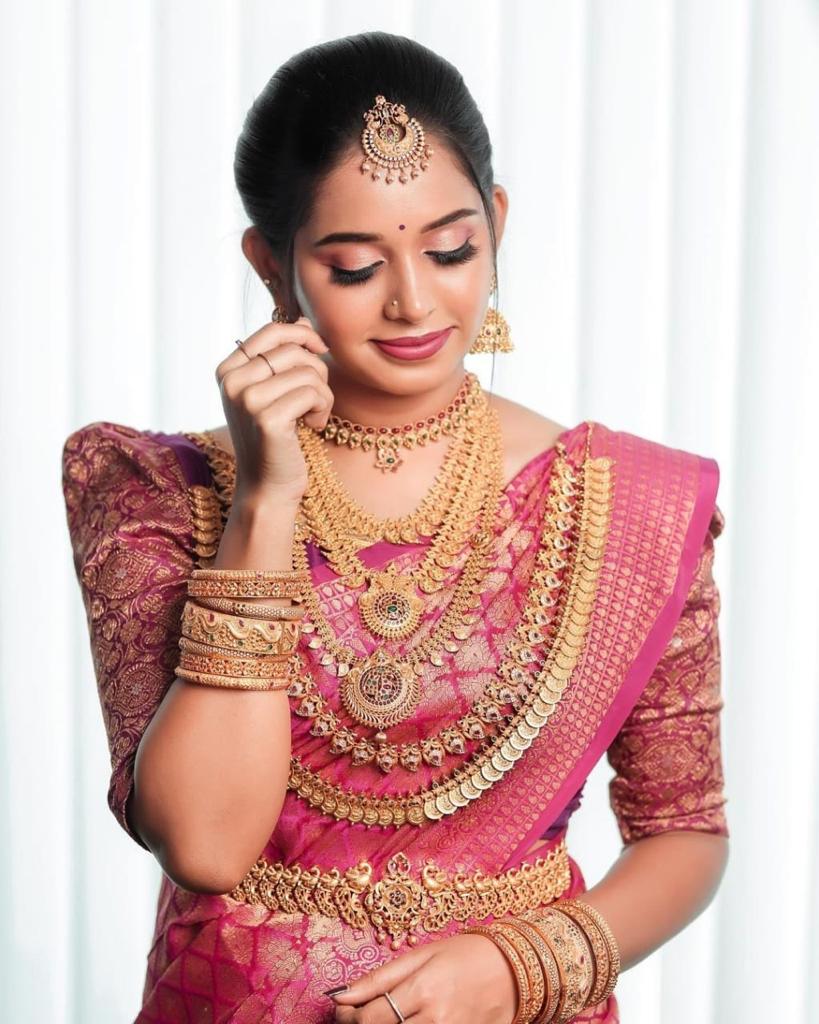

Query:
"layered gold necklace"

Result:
[[293, 380, 504, 740], [183, 416, 613, 827], [296, 373, 498, 628]]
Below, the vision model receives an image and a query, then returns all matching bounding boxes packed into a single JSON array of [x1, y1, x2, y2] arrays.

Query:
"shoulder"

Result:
[[61, 422, 198, 564], [62, 420, 191, 495], [485, 394, 571, 457]]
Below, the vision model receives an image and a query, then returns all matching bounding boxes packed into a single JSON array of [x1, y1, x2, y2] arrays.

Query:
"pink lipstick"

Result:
[[372, 327, 453, 361]]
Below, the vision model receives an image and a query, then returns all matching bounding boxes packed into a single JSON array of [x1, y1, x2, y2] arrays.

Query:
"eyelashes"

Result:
[[330, 239, 480, 287]]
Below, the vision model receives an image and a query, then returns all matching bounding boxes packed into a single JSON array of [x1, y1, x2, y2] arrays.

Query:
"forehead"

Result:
[[300, 138, 482, 238]]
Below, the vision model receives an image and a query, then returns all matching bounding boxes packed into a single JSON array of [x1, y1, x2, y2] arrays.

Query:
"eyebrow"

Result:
[[311, 207, 480, 247]]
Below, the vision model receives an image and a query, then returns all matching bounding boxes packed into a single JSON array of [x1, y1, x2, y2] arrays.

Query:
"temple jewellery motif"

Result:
[[228, 838, 572, 950], [359, 93, 434, 185], [182, 424, 615, 828]]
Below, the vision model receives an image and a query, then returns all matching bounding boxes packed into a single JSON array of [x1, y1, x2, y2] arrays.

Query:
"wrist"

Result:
[[232, 485, 303, 521]]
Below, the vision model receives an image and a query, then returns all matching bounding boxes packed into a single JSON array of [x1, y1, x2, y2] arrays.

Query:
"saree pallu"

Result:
[[61, 418, 730, 1023]]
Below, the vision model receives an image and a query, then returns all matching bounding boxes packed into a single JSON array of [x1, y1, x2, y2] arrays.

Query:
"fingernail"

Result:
[[323, 985, 349, 998]]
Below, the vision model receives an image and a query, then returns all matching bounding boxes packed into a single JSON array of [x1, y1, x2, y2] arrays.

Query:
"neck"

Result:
[[324, 360, 470, 426]]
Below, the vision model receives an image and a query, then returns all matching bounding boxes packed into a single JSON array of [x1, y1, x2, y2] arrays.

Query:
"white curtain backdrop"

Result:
[[2, 1, 817, 1020]]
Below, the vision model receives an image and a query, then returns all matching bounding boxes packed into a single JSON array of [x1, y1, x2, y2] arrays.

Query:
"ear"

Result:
[[490, 184, 509, 249], [241, 226, 285, 296]]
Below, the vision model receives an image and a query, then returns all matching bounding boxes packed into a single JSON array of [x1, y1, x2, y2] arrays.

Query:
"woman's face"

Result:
[[282, 138, 508, 396]]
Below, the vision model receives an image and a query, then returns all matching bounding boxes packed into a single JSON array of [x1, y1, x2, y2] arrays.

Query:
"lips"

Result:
[[372, 328, 452, 348], [371, 327, 453, 361]]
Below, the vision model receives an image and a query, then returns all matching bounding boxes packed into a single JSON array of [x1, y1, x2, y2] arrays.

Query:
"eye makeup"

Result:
[[329, 239, 480, 287]]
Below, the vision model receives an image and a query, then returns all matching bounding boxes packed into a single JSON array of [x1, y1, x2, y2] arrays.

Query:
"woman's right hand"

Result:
[[214, 315, 334, 507]]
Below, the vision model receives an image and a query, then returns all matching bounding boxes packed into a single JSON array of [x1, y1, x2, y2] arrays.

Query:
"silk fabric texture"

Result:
[[61, 417, 730, 1023]]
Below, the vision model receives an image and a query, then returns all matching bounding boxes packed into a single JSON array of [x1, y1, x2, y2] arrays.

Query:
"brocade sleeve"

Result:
[[61, 422, 196, 850], [606, 504, 730, 846]]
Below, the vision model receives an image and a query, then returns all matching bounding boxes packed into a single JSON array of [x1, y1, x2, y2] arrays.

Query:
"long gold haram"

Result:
[[182, 422, 614, 827], [284, 437, 575, 775]]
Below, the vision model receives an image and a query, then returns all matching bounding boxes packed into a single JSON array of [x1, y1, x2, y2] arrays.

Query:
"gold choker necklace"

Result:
[[310, 371, 481, 472]]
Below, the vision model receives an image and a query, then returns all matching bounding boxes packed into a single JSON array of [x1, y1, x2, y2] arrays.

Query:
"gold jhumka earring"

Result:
[[468, 271, 514, 354]]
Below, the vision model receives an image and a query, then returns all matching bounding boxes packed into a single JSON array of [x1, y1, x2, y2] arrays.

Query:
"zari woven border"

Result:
[[228, 837, 572, 950]]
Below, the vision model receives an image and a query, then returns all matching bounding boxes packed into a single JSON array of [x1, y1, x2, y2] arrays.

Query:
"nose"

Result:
[[384, 263, 434, 321]]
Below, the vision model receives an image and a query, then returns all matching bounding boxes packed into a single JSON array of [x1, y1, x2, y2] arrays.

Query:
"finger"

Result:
[[244, 367, 334, 426], [218, 339, 329, 397], [328, 944, 434, 1009], [360, 975, 422, 1024], [215, 317, 328, 385], [247, 315, 328, 357]]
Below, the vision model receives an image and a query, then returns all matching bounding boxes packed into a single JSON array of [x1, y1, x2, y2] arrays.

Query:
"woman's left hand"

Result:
[[330, 931, 519, 1023]]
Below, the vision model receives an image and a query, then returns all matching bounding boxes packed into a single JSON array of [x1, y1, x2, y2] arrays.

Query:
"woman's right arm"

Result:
[[128, 491, 302, 894], [130, 315, 333, 893]]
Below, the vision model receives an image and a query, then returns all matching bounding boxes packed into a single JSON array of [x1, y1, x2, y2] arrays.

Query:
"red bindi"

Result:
[[398, 224, 405, 230]]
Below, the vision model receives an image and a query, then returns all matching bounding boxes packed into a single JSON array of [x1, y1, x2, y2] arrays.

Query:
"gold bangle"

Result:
[[499, 917, 561, 1024], [491, 920, 546, 1023], [174, 665, 291, 691], [181, 601, 301, 656], [191, 595, 306, 620], [187, 576, 307, 600], [522, 908, 594, 1023], [559, 899, 620, 1003], [549, 902, 610, 1009], [177, 641, 294, 678], [463, 925, 531, 1024], [178, 634, 297, 662], [190, 568, 311, 580]]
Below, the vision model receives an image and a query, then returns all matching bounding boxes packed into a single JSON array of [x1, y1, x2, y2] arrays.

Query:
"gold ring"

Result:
[[382, 991, 405, 1022], [257, 351, 276, 376]]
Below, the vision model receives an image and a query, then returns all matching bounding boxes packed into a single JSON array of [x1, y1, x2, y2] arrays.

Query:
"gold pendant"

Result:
[[340, 649, 421, 729], [358, 568, 424, 640], [375, 439, 404, 472]]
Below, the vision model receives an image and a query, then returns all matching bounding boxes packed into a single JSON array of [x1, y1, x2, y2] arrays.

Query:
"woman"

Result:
[[61, 31, 729, 1024]]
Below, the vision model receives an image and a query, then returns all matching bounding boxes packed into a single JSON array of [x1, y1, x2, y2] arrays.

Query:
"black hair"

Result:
[[234, 30, 501, 386]]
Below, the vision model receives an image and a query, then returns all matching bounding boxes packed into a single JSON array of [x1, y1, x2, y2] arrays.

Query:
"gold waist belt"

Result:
[[228, 837, 571, 950]]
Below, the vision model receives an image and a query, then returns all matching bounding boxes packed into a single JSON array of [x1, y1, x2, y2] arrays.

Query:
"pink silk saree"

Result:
[[61, 417, 730, 1023]]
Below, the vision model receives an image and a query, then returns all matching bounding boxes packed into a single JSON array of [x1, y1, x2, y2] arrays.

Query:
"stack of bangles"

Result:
[[174, 568, 310, 690], [462, 898, 621, 1024]]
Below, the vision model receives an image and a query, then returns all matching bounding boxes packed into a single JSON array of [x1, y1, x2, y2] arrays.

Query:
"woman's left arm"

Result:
[[588, 502, 731, 970], [576, 829, 729, 971]]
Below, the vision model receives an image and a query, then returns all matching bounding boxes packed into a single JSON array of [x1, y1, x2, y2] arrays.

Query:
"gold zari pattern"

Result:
[[228, 838, 571, 951]]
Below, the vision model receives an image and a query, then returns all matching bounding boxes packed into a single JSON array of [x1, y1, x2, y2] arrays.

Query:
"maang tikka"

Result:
[[359, 94, 434, 184]]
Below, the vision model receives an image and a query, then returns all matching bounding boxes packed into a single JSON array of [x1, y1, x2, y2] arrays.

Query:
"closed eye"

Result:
[[329, 239, 480, 287]]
